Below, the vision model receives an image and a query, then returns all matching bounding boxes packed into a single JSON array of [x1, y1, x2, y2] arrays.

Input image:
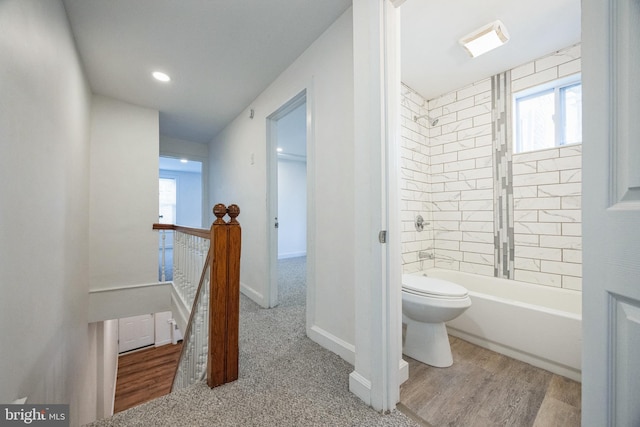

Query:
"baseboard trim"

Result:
[[308, 325, 355, 365], [170, 288, 190, 334], [277, 251, 307, 259], [349, 370, 372, 406], [399, 359, 409, 385], [240, 282, 266, 307]]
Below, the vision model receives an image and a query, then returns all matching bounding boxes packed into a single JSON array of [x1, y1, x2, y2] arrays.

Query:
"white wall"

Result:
[[89, 95, 159, 291], [209, 9, 355, 355], [0, 0, 94, 424], [277, 159, 307, 258]]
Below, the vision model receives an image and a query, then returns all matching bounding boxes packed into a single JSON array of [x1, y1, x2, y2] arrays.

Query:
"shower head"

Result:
[[413, 114, 439, 126]]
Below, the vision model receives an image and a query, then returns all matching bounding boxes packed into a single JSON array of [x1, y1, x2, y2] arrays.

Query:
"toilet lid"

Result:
[[402, 274, 469, 298]]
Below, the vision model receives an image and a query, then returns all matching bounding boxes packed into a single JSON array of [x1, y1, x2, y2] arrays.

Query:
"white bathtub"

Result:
[[416, 268, 582, 381]]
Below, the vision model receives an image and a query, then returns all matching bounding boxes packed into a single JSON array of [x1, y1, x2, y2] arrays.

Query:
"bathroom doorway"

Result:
[[266, 91, 308, 309]]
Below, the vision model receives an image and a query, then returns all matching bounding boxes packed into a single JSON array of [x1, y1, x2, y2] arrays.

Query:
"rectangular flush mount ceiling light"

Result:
[[459, 20, 509, 58]]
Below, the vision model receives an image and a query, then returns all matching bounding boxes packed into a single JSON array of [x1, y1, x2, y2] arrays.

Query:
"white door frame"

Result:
[[266, 90, 308, 308], [582, 0, 640, 424], [350, 0, 403, 411]]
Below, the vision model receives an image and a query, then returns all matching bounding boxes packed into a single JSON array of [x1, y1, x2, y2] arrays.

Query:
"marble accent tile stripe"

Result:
[[492, 71, 514, 279]]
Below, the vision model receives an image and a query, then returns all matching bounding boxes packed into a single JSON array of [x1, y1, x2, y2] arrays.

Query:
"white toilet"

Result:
[[402, 273, 472, 367]]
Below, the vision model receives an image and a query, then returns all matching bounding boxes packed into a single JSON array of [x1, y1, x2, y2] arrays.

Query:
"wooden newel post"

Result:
[[207, 203, 241, 388], [225, 204, 241, 382]]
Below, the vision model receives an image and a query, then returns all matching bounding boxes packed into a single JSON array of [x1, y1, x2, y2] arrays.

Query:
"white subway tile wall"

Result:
[[401, 84, 433, 273], [400, 44, 582, 291], [427, 77, 495, 274], [513, 144, 582, 290]]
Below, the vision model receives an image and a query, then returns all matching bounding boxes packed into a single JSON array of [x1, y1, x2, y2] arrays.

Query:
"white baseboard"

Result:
[[399, 359, 409, 385], [348, 360, 408, 408], [155, 339, 172, 347], [349, 371, 372, 406], [240, 282, 266, 307], [170, 288, 190, 334], [278, 251, 307, 259], [308, 325, 355, 365]]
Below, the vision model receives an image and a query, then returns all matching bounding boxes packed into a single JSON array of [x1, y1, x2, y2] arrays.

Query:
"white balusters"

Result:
[[172, 265, 210, 391], [171, 230, 209, 310], [159, 229, 167, 282], [153, 224, 215, 391]]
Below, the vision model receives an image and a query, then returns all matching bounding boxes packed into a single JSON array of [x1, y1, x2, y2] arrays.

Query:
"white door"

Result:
[[582, 0, 640, 425], [118, 314, 155, 353]]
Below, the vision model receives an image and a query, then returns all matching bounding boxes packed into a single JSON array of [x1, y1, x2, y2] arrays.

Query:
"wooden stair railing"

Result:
[[152, 203, 241, 390]]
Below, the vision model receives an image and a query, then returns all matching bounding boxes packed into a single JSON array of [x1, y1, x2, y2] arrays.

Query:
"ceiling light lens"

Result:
[[153, 71, 171, 82], [460, 20, 509, 58], [276, 147, 283, 152], [180, 158, 188, 163]]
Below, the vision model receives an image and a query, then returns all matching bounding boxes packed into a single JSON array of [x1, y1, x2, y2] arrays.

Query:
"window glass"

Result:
[[561, 83, 582, 145], [159, 177, 176, 224], [513, 75, 582, 154], [516, 90, 555, 153]]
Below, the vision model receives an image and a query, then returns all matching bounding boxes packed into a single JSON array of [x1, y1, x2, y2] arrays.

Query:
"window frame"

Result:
[[513, 73, 582, 154]]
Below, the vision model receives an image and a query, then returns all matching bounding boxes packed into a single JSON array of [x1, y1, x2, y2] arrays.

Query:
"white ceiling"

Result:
[[62, 0, 581, 145], [401, 0, 581, 101], [159, 156, 203, 173], [62, 0, 351, 144]]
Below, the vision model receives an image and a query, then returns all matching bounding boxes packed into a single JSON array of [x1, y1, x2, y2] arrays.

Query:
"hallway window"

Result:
[[514, 74, 582, 153], [159, 177, 176, 224]]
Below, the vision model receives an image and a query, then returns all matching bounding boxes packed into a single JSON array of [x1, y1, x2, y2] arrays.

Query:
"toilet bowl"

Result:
[[402, 273, 471, 367]]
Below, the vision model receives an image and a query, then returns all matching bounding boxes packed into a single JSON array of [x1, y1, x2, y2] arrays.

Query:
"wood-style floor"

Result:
[[114, 342, 183, 413], [400, 336, 581, 427]]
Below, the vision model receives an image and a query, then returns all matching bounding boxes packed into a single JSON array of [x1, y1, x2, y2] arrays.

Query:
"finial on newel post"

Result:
[[226, 204, 240, 224], [213, 203, 227, 224]]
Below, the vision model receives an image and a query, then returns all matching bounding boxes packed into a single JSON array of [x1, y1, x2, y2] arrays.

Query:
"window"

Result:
[[514, 75, 582, 153], [159, 177, 176, 224]]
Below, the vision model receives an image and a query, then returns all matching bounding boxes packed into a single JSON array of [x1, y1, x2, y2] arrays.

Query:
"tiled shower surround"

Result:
[[400, 44, 582, 291]]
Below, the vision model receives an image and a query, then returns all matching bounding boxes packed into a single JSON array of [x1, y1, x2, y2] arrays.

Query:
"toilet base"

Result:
[[403, 318, 453, 367]]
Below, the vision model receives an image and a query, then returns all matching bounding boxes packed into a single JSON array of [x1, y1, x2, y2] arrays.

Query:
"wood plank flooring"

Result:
[[400, 336, 581, 427], [114, 342, 183, 413]]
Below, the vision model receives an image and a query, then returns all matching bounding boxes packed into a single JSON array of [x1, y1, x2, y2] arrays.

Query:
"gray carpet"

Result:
[[88, 257, 418, 426]]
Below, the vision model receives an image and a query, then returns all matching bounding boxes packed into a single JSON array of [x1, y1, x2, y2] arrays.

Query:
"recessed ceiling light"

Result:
[[276, 147, 283, 152], [152, 71, 171, 82], [180, 158, 188, 163], [459, 20, 509, 58]]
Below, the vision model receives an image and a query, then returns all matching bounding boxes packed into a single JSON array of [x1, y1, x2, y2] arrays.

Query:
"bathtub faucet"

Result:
[[415, 215, 429, 231]]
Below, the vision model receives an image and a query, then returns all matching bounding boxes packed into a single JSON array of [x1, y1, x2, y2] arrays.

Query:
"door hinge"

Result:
[[378, 230, 387, 244]]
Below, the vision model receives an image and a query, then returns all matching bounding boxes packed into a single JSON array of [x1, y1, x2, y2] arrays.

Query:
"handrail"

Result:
[[152, 223, 210, 239]]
